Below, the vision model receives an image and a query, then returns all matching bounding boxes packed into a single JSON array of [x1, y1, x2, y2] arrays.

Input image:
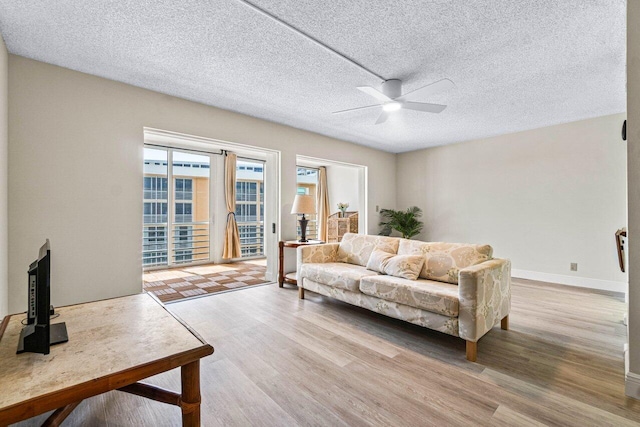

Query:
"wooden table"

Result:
[[278, 240, 324, 287], [0, 293, 214, 426]]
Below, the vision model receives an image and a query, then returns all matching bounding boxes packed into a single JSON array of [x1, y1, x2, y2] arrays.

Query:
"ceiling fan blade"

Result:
[[401, 101, 447, 113], [396, 78, 455, 102], [332, 104, 380, 114], [357, 86, 393, 103], [375, 110, 389, 125]]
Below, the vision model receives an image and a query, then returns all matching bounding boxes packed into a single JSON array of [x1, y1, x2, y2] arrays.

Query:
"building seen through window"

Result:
[[236, 160, 265, 257]]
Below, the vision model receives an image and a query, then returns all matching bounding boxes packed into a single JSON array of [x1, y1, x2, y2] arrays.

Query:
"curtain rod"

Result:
[[145, 143, 226, 156], [145, 143, 268, 163]]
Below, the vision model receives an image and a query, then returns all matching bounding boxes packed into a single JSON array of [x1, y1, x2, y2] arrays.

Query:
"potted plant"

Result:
[[378, 206, 423, 239], [337, 202, 349, 218]]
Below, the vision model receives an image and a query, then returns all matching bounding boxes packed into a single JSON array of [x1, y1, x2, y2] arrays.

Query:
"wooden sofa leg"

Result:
[[501, 315, 509, 330], [298, 286, 305, 299], [466, 341, 477, 362]]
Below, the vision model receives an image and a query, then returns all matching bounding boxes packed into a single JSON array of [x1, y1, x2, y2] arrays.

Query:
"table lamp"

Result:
[[291, 194, 316, 242]]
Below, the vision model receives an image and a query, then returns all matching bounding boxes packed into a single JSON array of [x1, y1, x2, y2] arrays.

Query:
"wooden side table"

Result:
[[278, 240, 324, 287]]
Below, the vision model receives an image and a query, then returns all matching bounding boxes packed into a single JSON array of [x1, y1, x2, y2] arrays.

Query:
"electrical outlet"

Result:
[[376, 205, 379, 212], [570, 263, 578, 271]]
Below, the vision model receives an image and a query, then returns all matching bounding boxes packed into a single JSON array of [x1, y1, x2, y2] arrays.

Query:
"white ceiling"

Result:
[[0, 1, 626, 153]]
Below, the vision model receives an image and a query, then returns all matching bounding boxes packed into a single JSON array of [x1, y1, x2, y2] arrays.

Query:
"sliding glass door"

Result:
[[143, 147, 211, 268], [236, 159, 265, 258]]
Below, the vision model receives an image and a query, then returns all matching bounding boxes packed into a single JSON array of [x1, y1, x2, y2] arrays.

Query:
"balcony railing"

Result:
[[238, 222, 264, 257], [143, 224, 168, 267], [143, 219, 264, 265], [143, 222, 210, 267], [172, 222, 210, 264]]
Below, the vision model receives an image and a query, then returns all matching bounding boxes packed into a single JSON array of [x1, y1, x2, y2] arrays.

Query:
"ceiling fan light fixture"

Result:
[[334, 78, 454, 124], [382, 101, 402, 112]]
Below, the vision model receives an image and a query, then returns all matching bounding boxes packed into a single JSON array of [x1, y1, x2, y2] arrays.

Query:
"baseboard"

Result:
[[511, 269, 627, 293], [626, 355, 640, 400]]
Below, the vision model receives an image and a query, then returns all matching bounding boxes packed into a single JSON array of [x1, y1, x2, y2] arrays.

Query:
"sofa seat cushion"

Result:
[[398, 240, 493, 284], [299, 262, 379, 292], [359, 275, 460, 316]]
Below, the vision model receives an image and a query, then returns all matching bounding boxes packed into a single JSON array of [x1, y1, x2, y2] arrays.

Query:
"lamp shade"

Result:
[[291, 194, 316, 215]]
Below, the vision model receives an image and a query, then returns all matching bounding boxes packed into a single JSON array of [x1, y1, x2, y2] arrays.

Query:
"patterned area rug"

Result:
[[143, 260, 270, 303]]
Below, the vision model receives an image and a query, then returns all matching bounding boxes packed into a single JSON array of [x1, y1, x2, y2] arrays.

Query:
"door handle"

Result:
[[616, 228, 627, 273]]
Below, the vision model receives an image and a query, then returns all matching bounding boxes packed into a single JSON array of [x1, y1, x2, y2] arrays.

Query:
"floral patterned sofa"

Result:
[[297, 233, 511, 361]]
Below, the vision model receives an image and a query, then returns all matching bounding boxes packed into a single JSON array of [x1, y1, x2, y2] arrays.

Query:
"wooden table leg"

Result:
[[181, 360, 201, 427], [278, 241, 284, 287], [42, 401, 82, 427]]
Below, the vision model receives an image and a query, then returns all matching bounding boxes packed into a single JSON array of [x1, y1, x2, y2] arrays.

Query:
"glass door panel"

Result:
[[143, 148, 169, 267], [171, 151, 211, 265]]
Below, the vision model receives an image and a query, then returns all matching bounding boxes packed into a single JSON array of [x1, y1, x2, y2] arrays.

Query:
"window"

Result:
[[175, 202, 193, 223], [144, 176, 168, 200], [235, 203, 257, 222], [296, 167, 318, 240], [175, 178, 193, 201], [143, 175, 168, 224], [236, 181, 257, 202], [143, 202, 168, 224]]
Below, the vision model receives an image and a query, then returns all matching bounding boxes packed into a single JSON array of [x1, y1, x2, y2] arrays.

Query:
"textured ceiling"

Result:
[[0, 0, 627, 153]]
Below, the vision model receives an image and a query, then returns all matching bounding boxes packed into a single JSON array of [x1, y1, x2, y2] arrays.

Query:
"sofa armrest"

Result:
[[458, 258, 511, 342], [296, 243, 340, 274]]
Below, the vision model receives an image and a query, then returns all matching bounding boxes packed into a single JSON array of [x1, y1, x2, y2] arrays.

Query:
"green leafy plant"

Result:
[[378, 206, 424, 239]]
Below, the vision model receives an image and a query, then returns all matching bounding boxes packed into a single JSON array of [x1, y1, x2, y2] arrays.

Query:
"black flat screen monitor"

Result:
[[17, 239, 68, 354]]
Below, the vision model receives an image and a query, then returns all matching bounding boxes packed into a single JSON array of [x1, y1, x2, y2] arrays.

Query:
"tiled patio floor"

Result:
[[143, 259, 269, 303]]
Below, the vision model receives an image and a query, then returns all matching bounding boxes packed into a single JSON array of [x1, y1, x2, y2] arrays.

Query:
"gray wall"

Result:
[[0, 34, 7, 318], [7, 55, 397, 313], [397, 114, 627, 291]]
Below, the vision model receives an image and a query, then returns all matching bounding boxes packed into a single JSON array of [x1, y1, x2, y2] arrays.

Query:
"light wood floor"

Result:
[[13, 279, 640, 426]]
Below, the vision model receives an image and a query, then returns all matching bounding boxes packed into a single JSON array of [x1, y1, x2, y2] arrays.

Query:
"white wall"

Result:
[[397, 114, 627, 291], [326, 164, 360, 214], [0, 34, 7, 318], [7, 55, 397, 313], [626, 0, 640, 398]]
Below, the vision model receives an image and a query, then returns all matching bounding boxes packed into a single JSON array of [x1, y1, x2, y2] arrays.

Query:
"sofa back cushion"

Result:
[[337, 233, 399, 267], [397, 240, 493, 284], [366, 249, 425, 280]]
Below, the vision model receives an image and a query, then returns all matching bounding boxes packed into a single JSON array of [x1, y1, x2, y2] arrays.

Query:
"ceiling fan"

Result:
[[333, 78, 455, 124]]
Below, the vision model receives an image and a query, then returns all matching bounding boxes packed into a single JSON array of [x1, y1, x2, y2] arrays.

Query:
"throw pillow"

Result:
[[383, 254, 425, 280], [365, 248, 395, 273], [366, 249, 425, 280]]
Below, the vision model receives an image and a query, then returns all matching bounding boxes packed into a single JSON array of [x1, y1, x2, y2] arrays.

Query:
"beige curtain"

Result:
[[222, 152, 242, 259], [317, 166, 330, 242]]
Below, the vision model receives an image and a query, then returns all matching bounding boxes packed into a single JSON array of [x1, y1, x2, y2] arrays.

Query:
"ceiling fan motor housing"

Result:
[[382, 79, 402, 99]]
